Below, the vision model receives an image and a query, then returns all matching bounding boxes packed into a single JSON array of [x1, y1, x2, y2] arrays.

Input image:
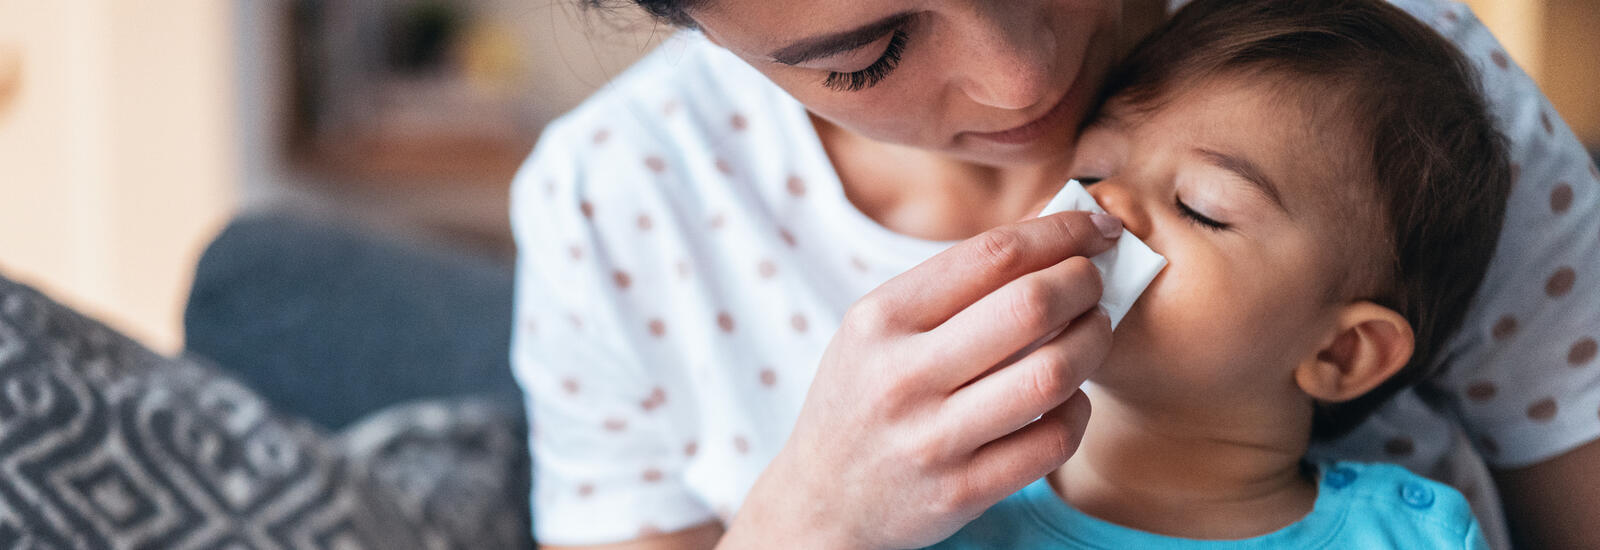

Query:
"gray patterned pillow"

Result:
[[0, 274, 531, 549]]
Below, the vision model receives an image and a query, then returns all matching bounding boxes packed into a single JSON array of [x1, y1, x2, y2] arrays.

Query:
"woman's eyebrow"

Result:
[[1195, 148, 1288, 213], [769, 12, 913, 65]]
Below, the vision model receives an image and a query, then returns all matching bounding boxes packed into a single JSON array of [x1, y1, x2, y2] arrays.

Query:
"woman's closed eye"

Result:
[[824, 28, 908, 92]]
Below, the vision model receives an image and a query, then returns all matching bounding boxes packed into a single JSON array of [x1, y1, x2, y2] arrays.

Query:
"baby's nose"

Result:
[[1085, 180, 1153, 239]]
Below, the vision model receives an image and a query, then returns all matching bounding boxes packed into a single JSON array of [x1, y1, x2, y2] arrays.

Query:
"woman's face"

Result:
[[692, 0, 1123, 168]]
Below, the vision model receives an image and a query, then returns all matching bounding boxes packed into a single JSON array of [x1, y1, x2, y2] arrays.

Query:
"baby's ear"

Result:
[[1294, 302, 1414, 403]]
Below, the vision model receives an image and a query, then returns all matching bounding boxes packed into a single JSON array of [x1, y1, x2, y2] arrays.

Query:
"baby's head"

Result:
[[1070, 0, 1510, 440]]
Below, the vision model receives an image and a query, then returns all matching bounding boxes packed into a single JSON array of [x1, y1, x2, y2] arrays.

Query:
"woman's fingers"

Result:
[[917, 255, 1103, 389], [961, 389, 1094, 505], [858, 212, 1121, 334], [938, 308, 1111, 453]]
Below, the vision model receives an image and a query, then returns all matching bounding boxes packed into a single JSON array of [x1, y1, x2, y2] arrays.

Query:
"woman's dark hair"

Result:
[[585, 0, 700, 28], [1100, 0, 1510, 440]]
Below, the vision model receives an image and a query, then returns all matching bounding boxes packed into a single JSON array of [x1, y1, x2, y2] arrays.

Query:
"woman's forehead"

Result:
[[697, 0, 1124, 57], [695, 0, 914, 56]]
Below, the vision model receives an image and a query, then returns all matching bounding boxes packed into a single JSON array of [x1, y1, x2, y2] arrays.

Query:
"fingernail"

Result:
[[1090, 213, 1123, 239]]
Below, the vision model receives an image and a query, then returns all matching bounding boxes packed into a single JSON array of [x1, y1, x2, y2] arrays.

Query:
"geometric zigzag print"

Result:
[[0, 276, 485, 549]]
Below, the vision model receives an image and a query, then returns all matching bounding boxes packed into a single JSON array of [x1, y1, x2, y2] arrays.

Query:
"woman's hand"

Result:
[[719, 211, 1124, 550]]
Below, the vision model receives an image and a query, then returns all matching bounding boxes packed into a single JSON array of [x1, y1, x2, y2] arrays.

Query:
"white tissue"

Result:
[[1036, 180, 1167, 329]]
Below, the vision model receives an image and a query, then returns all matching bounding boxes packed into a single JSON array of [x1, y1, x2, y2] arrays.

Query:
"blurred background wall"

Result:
[[0, 0, 1594, 355], [0, 1, 236, 352]]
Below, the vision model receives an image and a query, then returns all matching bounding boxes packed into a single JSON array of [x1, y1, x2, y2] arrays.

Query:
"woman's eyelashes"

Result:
[[1175, 197, 1229, 231], [824, 29, 908, 92]]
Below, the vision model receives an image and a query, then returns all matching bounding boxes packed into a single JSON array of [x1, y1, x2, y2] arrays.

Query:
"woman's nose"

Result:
[[957, 24, 1054, 110], [1086, 180, 1154, 239]]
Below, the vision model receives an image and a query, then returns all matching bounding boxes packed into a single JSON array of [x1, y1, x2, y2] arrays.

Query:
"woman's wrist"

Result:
[[716, 450, 877, 550]]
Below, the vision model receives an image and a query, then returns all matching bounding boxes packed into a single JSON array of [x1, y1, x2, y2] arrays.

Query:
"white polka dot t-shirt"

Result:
[[511, 1, 1600, 545]]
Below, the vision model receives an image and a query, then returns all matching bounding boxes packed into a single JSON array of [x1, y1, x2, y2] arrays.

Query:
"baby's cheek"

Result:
[[1109, 256, 1270, 374]]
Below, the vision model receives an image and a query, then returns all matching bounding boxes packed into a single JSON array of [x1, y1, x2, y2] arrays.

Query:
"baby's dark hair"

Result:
[[1099, 0, 1510, 439]]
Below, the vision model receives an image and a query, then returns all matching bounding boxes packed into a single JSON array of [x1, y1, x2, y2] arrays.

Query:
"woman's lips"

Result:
[[961, 91, 1076, 146]]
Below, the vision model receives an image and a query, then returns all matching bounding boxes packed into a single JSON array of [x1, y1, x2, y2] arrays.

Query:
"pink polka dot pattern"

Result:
[[1383, 437, 1415, 457], [662, 100, 678, 116], [709, 213, 726, 230], [786, 176, 807, 197], [579, 201, 595, 219], [1491, 315, 1517, 341], [567, 312, 585, 329], [716, 158, 734, 175], [593, 129, 611, 145], [1527, 398, 1558, 421], [779, 228, 798, 248], [759, 368, 777, 387], [758, 260, 778, 279], [642, 468, 663, 483], [733, 436, 749, 454], [577, 483, 595, 498], [1545, 267, 1576, 298], [1550, 182, 1573, 214], [603, 417, 627, 432], [730, 113, 748, 131], [683, 441, 698, 457], [637, 214, 654, 231], [717, 312, 736, 333], [561, 377, 581, 395], [676, 260, 691, 279], [645, 156, 667, 173], [791, 314, 809, 333], [567, 245, 584, 261], [648, 319, 667, 338], [1489, 51, 1509, 70], [613, 270, 633, 290], [1569, 338, 1597, 366], [1465, 381, 1497, 402], [640, 387, 667, 412]]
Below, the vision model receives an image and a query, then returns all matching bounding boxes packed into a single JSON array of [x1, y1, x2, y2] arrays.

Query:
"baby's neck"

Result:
[[1051, 384, 1318, 540]]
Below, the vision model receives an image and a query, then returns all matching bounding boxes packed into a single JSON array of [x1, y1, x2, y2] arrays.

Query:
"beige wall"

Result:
[[0, 1, 236, 353], [1465, 0, 1600, 146]]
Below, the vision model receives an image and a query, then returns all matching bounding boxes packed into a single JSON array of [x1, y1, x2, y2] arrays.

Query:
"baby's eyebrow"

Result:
[[1195, 148, 1288, 213]]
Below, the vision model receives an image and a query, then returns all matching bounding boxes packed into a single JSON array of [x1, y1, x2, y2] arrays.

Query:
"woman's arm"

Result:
[[1493, 440, 1600, 549], [541, 523, 725, 550]]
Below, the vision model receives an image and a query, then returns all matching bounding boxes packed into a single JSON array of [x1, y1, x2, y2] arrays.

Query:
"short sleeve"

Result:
[[1418, 2, 1600, 467], [510, 115, 714, 545]]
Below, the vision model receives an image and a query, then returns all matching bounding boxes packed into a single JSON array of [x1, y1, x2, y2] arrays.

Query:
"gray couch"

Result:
[[0, 239, 531, 548]]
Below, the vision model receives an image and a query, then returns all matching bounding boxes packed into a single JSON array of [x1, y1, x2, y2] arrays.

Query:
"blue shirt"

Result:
[[925, 462, 1489, 550]]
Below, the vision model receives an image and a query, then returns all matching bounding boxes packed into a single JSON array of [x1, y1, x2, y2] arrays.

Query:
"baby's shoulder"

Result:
[[1318, 461, 1485, 548]]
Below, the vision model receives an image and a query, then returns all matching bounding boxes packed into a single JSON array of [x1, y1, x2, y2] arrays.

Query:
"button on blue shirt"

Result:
[[923, 461, 1488, 549]]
